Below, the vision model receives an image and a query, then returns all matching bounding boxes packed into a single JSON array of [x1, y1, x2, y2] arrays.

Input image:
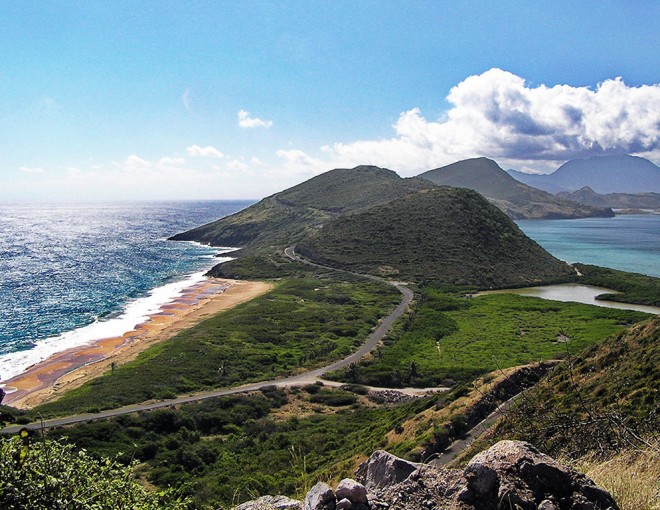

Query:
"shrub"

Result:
[[0, 431, 189, 509]]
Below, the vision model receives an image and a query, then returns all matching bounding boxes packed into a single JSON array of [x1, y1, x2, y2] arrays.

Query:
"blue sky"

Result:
[[2, 1, 659, 201]]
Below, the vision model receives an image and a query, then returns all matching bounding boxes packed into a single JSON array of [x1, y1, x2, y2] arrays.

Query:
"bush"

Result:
[[0, 432, 189, 509]]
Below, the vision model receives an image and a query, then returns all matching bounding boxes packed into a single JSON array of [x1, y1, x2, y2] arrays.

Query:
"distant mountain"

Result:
[[557, 186, 660, 210], [418, 157, 613, 219], [170, 165, 434, 250], [509, 154, 660, 194], [297, 187, 575, 288]]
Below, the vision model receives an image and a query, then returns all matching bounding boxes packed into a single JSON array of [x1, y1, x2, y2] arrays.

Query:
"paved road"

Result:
[[1, 247, 413, 435], [431, 392, 522, 466]]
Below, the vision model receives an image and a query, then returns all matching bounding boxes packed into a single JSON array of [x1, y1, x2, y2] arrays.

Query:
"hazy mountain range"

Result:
[[508, 154, 660, 194]]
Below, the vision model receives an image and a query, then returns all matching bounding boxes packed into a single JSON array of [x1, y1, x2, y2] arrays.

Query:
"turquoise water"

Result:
[[517, 215, 659, 277]]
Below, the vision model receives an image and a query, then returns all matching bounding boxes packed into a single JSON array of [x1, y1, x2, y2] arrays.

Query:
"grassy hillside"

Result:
[[170, 166, 434, 251], [419, 157, 614, 219], [297, 187, 576, 287], [490, 317, 659, 458]]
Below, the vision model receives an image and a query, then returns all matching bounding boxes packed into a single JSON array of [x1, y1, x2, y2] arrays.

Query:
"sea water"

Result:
[[0, 201, 252, 381], [517, 215, 660, 277]]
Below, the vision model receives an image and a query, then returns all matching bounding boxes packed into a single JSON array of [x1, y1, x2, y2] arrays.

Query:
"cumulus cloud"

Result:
[[122, 155, 152, 171], [313, 68, 660, 174], [238, 109, 273, 129], [186, 144, 224, 158]]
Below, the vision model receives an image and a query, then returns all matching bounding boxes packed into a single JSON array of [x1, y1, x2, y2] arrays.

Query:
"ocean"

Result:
[[0, 200, 252, 382]]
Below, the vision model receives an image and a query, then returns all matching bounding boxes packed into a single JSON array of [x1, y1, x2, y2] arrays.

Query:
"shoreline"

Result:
[[3, 278, 273, 409]]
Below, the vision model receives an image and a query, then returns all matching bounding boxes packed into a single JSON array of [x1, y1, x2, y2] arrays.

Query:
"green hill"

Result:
[[419, 157, 614, 219], [297, 187, 575, 287], [170, 166, 433, 250], [493, 317, 659, 457]]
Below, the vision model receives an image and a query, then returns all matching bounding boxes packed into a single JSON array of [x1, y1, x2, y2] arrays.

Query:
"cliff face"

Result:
[[238, 441, 618, 510]]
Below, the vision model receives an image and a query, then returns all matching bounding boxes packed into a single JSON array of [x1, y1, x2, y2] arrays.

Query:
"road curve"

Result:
[[1, 247, 413, 435]]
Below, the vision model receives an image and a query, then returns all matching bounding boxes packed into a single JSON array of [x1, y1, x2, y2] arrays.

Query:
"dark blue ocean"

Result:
[[0, 201, 252, 381]]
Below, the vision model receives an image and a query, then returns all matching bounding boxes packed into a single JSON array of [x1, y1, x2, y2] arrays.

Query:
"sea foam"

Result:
[[0, 253, 235, 383]]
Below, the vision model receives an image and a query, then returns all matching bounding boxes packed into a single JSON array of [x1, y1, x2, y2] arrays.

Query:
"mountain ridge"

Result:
[[509, 154, 660, 193], [418, 157, 614, 219]]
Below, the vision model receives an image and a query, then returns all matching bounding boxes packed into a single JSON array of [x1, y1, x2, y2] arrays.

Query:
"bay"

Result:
[[517, 215, 659, 277]]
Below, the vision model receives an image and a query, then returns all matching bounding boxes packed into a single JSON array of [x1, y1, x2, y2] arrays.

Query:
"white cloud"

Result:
[[19, 166, 45, 174], [182, 88, 192, 111], [186, 145, 224, 158], [122, 155, 152, 171], [226, 159, 249, 172], [238, 109, 273, 129], [159, 156, 186, 166], [308, 68, 660, 175]]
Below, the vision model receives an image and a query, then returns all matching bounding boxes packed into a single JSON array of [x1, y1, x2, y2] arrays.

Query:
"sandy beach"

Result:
[[3, 278, 273, 409]]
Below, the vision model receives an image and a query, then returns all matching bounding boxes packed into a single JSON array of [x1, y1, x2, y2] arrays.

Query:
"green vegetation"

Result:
[[298, 187, 576, 287], [329, 290, 649, 388], [0, 431, 188, 509], [33, 277, 400, 417], [43, 387, 436, 509], [419, 157, 613, 220], [489, 317, 659, 458], [576, 263, 660, 306], [170, 165, 433, 251]]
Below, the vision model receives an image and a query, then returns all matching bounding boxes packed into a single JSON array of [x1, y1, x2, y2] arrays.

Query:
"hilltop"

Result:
[[297, 187, 575, 288], [509, 154, 660, 194], [418, 157, 613, 219], [170, 165, 433, 250]]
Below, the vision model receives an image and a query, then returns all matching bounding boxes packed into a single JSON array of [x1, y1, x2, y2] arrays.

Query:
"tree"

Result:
[[0, 431, 190, 509]]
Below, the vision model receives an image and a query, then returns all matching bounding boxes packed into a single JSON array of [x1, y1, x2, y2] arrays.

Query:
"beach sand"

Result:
[[3, 278, 273, 409]]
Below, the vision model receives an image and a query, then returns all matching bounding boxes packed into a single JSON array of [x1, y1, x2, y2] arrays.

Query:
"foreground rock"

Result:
[[235, 441, 618, 510]]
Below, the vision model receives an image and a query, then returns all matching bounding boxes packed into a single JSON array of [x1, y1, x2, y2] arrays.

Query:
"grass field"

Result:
[[329, 289, 650, 387]]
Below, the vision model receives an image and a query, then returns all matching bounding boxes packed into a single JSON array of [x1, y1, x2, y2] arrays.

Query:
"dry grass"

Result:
[[568, 441, 660, 510]]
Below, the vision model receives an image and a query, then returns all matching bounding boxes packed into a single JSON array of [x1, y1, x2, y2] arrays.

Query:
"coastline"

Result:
[[3, 278, 273, 409]]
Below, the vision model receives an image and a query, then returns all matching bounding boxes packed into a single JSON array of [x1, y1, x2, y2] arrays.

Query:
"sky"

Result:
[[1, 1, 659, 201]]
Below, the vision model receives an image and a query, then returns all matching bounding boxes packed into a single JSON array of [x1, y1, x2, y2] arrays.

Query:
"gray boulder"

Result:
[[303, 482, 336, 510], [236, 495, 302, 510], [335, 479, 368, 505], [461, 440, 618, 510], [355, 450, 421, 489]]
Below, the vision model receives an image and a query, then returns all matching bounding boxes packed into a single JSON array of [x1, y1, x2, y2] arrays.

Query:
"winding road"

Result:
[[1, 246, 413, 435]]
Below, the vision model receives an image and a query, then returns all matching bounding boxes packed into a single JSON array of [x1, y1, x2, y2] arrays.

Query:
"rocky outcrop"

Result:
[[236, 494, 302, 510], [235, 441, 618, 510], [303, 482, 336, 510], [354, 450, 420, 490]]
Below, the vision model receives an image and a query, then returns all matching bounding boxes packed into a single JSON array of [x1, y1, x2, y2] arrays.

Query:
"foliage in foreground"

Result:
[[0, 431, 189, 510], [45, 386, 436, 509], [329, 289, 649, 387]]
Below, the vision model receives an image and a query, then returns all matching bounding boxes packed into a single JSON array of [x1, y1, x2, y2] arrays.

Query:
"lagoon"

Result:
[[478, 283, 660, 315]]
